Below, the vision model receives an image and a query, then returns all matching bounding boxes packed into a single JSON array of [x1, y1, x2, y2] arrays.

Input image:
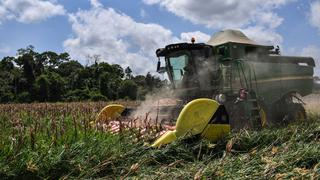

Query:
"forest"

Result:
[[0, 45, 165, 103]]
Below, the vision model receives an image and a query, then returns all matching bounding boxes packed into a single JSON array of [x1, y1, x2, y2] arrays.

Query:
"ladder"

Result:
[[222, 64, 232, 91], [248, 91, 262, 129], [238, 59, 262, 129]]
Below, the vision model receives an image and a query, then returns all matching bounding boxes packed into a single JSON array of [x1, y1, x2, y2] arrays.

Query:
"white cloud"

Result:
[[180, 31, 210, 43], [90, 0, 103, 8], [64, 4, 176, 74], [301, 45, 320, 75], [143, 0, 161, 5], [254, 12, 283, 29], [309, 1, 320, 32], [0, 0, 65, 24], [143, 0, 290, 45], [143, 0, 288, 29], [63, 2, 212, 74], [241, 26, 283, 46], [65, 0, 289, 74]]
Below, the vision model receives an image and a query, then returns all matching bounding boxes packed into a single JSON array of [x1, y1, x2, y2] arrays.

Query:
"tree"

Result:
[[0, 73, 14, 102], [108, 77, 122, 100], [125, 66, 133, 79], [37, 51, 70, 69], [0, 45, 166, 103], [119, 80, 138, 100], [110, 64, 124, 78], [47, 72, 66, 102], [145, 72, 153, 90], [133, 75, 146, 86], [99, 72, 111, 98], [15, 46, 38, 100], [58, 60, 83, 77], [0, 57, 15, 70], [89, 91, 108, 102], [35, 75, 49, 102], [20, 53, 36, 85]]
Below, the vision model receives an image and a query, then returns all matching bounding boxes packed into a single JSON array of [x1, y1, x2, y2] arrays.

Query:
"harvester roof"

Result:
[[207, 29, 261, 46]]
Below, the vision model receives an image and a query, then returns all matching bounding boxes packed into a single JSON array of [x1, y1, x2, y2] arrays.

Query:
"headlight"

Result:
[[215, 94, 226, 103]]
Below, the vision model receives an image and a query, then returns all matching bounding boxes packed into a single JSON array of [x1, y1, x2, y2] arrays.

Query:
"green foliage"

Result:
[[89, 91, 108, 102], [35, 75, 49, 101], [0, 46, 165, 103], [46, 72, 66, 102], [119, 80, 138, 100], [125, 66, 133, 79], [0, 90, 14, 103], [65, 89, 91, 101], [16, 91, 31, 103], [57, 60, 83, 77]]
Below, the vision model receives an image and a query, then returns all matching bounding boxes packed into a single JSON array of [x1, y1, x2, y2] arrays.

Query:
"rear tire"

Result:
[[285, 103, 307, 122], [271, 102, 307, 126]]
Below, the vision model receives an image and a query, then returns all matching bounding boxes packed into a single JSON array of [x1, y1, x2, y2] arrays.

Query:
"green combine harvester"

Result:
[[98, 29, 316, 147]]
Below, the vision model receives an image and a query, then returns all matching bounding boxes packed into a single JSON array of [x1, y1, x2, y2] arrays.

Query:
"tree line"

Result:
[[0, 45, 165, 103]]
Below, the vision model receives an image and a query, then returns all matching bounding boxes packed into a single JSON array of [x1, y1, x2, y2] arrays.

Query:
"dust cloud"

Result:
[[130, 88, 179, 126], [303, 93, 320, 113]]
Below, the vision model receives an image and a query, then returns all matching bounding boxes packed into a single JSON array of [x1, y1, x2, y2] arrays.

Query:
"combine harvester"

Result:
[[97, 30, 315, 147]]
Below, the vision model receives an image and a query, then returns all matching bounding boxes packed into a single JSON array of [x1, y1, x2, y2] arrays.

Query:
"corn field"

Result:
[[0, 101, 319, 179]]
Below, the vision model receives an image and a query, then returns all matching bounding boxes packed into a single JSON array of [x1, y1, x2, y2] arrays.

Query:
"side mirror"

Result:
[[156, 60, 166, 73], [158, 67, 166, 74], [157, 60, 161, 72]]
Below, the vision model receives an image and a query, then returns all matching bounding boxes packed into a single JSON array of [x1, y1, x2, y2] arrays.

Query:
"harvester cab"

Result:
[[97, 29, 315, 148], [156, 42, 220, 100]]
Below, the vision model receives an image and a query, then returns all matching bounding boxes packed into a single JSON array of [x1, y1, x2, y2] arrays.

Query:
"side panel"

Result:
[[248, 60, 314, 105]]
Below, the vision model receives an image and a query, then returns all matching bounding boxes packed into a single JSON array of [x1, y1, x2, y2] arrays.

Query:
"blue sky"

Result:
[[0, 0, 320, 74]]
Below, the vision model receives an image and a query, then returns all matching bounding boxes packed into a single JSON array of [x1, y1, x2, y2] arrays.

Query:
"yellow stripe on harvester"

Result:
[[152, 98, 231, 148]]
